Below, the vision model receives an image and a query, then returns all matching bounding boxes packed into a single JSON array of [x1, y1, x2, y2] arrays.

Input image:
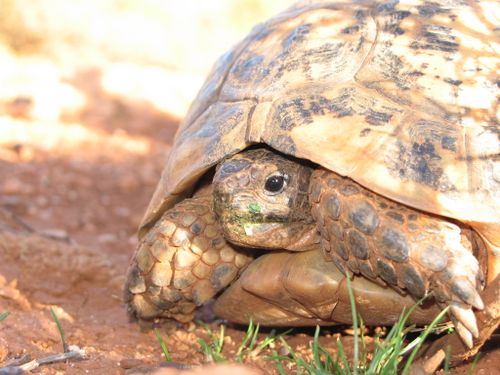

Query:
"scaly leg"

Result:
[[125, 195, 252, 324], [310, 169, 484, 347]]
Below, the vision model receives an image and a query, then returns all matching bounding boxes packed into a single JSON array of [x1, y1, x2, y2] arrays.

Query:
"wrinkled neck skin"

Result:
[[213, 148, 319, 251]]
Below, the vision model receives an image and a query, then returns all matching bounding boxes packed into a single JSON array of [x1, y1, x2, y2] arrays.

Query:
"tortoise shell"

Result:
[[140, 0, 499, 250]]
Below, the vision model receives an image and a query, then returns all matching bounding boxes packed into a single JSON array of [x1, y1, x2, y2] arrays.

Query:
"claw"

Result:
[[450, 302, 479, 338], [454, 320, 474, 349], [450, 278, 484, 310]]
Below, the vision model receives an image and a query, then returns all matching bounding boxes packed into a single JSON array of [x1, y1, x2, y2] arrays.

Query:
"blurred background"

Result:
[[0, 0, 295, 247]]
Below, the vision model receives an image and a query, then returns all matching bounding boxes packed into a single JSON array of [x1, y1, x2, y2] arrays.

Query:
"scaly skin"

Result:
[[213, 149, 485, 348], [125, 194, 252, 324]]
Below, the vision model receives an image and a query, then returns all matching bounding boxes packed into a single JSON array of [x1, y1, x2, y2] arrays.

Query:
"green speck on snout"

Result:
[[248, 203, 261, 214]]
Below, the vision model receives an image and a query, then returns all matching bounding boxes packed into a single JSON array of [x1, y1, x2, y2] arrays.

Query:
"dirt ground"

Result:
[[0, 2, 498, 374]]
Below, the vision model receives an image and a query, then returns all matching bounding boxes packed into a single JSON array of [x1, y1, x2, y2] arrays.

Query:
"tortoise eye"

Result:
[[264, 173, 288, 194]]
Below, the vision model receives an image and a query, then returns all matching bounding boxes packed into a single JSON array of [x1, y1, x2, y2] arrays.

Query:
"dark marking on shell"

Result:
[[268, 134, 297, 156], [377, 259, 398, 285], [231, 54, 265, 82], [417, 2, 449, 17], [408, 214, 418, 221], [385, 211, 405, 224], [403, 266, 426, 297], [218, 158, 251, 178], [444, 78, 463, 86], [441, 136, 457, 151], [342, 25, 360, 34], [391, 137, 455, 191], [349, 201, 379, 234], [360, 128, 371, 137], [348, 230, 369, 260], [380, 228, 409, 262], [365, 109, 393, 126], [411, 25, 459, 53], [418, 244, 448, 271], [282, 24, 311, 50], [274, 91, 354, 131]]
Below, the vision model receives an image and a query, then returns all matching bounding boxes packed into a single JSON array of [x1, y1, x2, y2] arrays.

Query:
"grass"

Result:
[[154, 329, 173, 362], [0, 311, 10, 322], [152, 275, 475, 373], [50, 308, 69, 352]]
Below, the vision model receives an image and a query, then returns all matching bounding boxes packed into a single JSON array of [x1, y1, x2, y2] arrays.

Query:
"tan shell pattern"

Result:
[[141, 0, 499, 241]]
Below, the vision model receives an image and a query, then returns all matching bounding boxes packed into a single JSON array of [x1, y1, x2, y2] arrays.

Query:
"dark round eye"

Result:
[[264, 173, 288, 194]]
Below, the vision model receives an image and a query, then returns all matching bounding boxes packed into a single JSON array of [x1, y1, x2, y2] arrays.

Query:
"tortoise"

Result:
[[125, 0, 499, 362]]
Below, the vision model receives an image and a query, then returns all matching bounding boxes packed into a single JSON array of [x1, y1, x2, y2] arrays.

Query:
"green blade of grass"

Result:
[[345, 274, 359, 375], [154, 329, 172, 362], [0, 311, 10, 322], [467, 352, 481, 375], [50, 308, 68, 352], [401, 306, 449, 374]]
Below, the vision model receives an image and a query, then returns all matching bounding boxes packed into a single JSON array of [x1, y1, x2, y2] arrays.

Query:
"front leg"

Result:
[[124, 194, 252, 324], [310, 169, 484, 347]]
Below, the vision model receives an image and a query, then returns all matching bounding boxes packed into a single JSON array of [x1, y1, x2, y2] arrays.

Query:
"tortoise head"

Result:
[[213, 148, 318, 251]]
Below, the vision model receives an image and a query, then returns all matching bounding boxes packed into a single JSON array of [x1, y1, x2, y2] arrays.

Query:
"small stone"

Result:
[[97, 233, 117, 243], [175, 249, 199, 269], [150, 262, 173, 287], [211, 264, 237, 290], [380, 228, 410, 262], [348, 230, 369, 260], [41, 229, 70, 241], [119, 358, 144, 369]]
